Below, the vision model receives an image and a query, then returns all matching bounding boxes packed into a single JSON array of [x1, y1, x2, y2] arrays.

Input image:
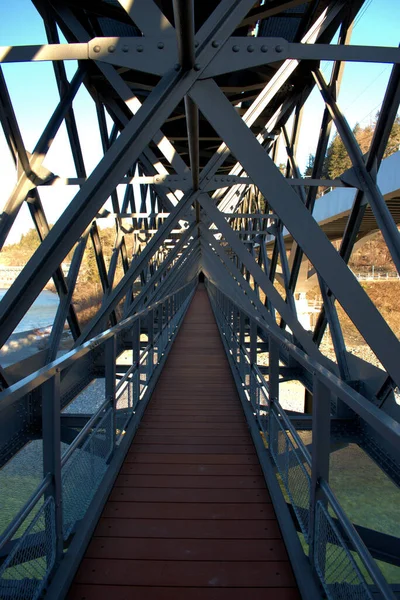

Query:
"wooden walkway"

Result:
[[67, 287, 300, 600]]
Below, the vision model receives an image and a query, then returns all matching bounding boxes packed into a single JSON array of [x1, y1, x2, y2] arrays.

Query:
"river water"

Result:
[[0, 289, 59, 333]]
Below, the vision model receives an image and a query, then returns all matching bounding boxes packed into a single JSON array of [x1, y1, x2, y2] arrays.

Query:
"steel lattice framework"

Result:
[[0, 1, 400, 597]]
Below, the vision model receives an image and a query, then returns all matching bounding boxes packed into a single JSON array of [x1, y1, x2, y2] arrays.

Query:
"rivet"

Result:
[[247, 45, 255, 53], [194, 63, 201, 71], [275, 45, 283, 53], [157, 42, 164, 49], [212, 40, 219, 48], [108, 45, 116, 53], [232, 45, 240, 52], [261, 45, 268, 53], [93, 45, 101, 53], [174, 63, 181, 71], [122, 45, 129, 53], [194, 41, 199, 48], [137, 45, 144, 52]]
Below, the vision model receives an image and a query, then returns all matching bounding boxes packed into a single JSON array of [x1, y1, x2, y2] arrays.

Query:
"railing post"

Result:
[[267, 335, 279, 446], [147, 309, 154, 381], [232, 307, 239, 366], [105, 336, 117, 453], [42, 370, 63, 566], [132, 318, 140, 406], [157, 303, 163, 353], [250, 319, 257, 409], [239, 310, 246, 380], [309, 375, 331, 567], [268, 335, 279, 403]]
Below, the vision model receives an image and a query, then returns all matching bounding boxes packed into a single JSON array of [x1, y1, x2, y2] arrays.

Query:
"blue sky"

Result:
[[0, 0, 399, 242]]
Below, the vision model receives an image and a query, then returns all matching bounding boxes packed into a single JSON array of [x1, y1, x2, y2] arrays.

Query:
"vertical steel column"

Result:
[[132, 319, 140, 404], [268, 336, 280, 447], [239, 310, 246, 379], [42, 371, 63, 566], [309, 376, 331, 565], [105, 336, 117, 454], [250, 319, 257, 407], [147, 309, 154, 381]]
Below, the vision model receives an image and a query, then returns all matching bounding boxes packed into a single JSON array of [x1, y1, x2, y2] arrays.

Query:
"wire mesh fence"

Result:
[[0, 497, 56, 600], [62, 407, 113, 540], [314, 500, 374, 600], [269, 407, 311, 541], [0, 282, 196, 600]]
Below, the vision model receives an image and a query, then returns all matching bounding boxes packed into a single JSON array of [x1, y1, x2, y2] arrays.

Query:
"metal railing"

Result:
[[206, 279, 398, 600], [0, 279, 196, 599]]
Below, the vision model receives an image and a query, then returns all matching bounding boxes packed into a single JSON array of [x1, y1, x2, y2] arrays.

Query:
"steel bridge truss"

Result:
[[0, 0, 399, 598]]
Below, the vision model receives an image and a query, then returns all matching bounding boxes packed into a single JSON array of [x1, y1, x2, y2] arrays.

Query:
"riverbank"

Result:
[[0, 327, 73, 367]]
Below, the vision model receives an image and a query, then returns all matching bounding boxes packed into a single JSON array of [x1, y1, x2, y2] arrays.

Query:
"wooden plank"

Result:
[[137, 425, 250, 434], [108, 487, 271, 503], [68, 586, 300, 600], [94, 518, 282, 539], [101, 502, 273, 520], [137, 423, 250, 432], [74, 559, 296, 587], [119, 463, 262, 476], [86, 537, 288, 561], [124, 453, 261, 465], [140, 415, 246, 423], [115, 474, 267, 489], [130, 444, 256, 454], [132, 435, 252, 445]]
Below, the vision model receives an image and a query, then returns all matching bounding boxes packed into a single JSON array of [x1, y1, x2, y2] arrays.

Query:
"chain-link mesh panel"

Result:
[[115, 381, 133, 439], [315, 501, 373, 600], [0, 497, 55, 600], [270, 408, 311, 540], [0, 442, 44, 538], [62, 407, 113, 539]]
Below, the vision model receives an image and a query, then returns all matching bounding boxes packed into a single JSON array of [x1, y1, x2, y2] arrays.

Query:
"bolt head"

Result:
[[122, 45, 129, 53], [157, 42, 164, 49], [108, 45, 116, 53], [174, 63, 181, 71], [275, 45, 284, 53], [261, 45, 268, 53], [232, 45, 240, 52], [93, 45, 101, 53], [194, 63, 201, 71], [247, 45, 255, 53], [212, 40, 219, 48], [136, 45, 144, 52]]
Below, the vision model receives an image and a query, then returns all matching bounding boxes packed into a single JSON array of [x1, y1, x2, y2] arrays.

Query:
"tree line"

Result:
[[304, 113, 400, 180]]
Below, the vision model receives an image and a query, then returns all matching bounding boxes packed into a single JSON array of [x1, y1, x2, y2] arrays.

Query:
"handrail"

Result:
[[208, 280, 400, 452], [60, 398, 110, 468], [0, 279, 197, 598], [0, 281, 195, 411], [206, 279, 397, 600]]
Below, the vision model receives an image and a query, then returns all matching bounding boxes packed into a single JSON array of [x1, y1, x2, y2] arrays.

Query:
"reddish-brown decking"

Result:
[[67, 287, 300, 600]]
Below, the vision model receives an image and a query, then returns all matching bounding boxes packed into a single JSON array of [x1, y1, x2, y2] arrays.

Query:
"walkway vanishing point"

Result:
[[67, 287, 299, 600]]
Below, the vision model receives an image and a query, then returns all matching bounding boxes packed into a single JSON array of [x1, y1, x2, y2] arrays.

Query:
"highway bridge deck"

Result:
[[66, 287, 299, 599]]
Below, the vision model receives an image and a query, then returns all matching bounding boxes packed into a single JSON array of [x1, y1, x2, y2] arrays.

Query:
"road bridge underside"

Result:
[[0, 1, 399, 599]]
